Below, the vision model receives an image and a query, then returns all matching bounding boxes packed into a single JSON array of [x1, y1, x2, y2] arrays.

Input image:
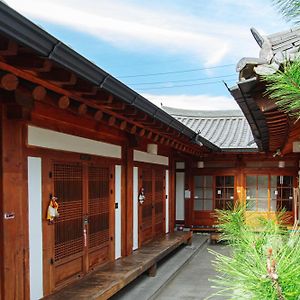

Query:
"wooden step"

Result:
[[44, 231, 192, 300]]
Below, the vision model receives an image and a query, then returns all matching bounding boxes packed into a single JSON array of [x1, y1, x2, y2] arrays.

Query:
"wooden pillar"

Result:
[[0, 104, 27, 299], [168, 151, 175, 232], [123, 145, 133, 256], [184, 159, 193, 227], [236, 155, 245, 206]]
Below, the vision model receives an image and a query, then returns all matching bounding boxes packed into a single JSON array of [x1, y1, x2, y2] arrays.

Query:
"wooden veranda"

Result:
[[44, 231, 192, 300]]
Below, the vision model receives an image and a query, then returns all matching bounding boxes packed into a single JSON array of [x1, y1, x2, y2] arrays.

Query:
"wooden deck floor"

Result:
[[44, 231, 192, 300]]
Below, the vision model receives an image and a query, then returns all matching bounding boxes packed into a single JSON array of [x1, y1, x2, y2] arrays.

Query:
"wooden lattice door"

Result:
[[50, 161, 113, 290], [52, 162, 84, 288], [139, 166, 166, 246], [154, 169, 165, 235], [139, 167, 154, 246], [87, 165, 112, 270]]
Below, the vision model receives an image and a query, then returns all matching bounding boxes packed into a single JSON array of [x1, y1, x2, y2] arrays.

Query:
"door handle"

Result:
[[83, 216, 89, 225]]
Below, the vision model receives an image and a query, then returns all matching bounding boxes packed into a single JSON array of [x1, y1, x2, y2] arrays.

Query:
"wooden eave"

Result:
[[230, 77, 291, 154], [0, 2, 220, 157], [230, 78, 269, 151]]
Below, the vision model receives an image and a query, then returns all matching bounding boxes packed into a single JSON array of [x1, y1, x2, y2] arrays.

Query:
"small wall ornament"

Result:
[[138, 187, 145, 204], [47, 196, 59, 223]]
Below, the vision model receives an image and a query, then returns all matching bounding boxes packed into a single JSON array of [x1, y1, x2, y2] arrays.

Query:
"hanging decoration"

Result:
[[47, 196, 59, 223], [138, 187, 145, 204]]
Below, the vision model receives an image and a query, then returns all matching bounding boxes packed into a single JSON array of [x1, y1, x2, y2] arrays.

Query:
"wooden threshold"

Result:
[[44, 231, 192, 300]]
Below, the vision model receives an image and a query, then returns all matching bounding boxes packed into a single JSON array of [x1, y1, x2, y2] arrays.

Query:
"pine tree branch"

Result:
[[263, 59, 300, 118], [272, 0, 300, 24]]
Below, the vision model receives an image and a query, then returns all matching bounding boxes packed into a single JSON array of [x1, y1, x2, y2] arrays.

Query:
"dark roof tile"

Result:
[[163, 106, 257, 150]]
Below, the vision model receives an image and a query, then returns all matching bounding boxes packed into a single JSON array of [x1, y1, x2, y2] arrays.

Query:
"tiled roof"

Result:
[[237, 27, 300, 77], [267, 27, 300, 55], [163, 107, 257, 150], [231, 27, 300, 152]]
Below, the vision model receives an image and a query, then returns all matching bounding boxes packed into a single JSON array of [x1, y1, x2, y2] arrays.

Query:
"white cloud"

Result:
[[141, 93, 240, 110], [6, 0, 265, 66]]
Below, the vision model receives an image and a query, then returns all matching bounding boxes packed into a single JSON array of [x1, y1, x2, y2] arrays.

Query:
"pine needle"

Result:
[[263, 59, 300, 118], [272, 0, 300, 24], [207, 205, 300, 300]]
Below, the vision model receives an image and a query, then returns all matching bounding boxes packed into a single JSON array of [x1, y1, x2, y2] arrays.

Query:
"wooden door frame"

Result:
[[242, 170, 297, 222], [191, 171, 238, 226], [23, 147, 119, 297], [136, 162, 167, 247]]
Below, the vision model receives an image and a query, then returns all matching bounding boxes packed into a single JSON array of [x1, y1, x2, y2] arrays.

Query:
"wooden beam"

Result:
[[76, 86, 98, 96], [66, 79, 98, 96], [99, 102, 126, 111], [0, 39, 18, 56], [123, 107, 137, 117], [147, 131, 153, 140], [134, 113, 148, 122], [141, 119, 156, 126], [78, 103, 87, 115], [41, 69, 77, 86], [6, 103, 31, 120], [108, 115, 116, 126], [0, 62, 196, 155], [0, 73, 19, 91], [120, 120, 127, 131], [32, 85, 47, 101], [89, 93, 114, 105], [35, 60, 53, 73], [6, 54, 47, 71], [32, 101, 127, 143], [130, 125, 137, 134], [58, 95, 70, 109], [14, 88, 34, 109], [94, 110, 103, 121], [139, 128, 145, 137]]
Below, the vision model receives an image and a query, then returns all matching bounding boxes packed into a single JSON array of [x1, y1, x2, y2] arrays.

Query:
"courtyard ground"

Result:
[[111, 234, 229, 300]]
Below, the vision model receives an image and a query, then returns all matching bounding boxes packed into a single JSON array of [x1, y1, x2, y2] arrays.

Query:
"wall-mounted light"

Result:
[[278, 161, 285, 168], [197, 161, 204, 168]]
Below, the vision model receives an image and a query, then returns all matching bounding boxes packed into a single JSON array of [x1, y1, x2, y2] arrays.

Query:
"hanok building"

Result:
[[0, 2, 299, 300], [165, 106, 298, 228], [0, 3, 216, 299]]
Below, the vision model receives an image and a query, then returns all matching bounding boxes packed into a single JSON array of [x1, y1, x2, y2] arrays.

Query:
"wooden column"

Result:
[[236, 155, 245, 207], [0, 104, 27, 299], [168, 151, 175, 233], [123, 145, 134, 256], [184, 159, 193, 227]]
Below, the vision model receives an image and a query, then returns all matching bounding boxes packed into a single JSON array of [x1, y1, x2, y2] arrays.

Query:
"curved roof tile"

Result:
[[163, 107, 257, 150]]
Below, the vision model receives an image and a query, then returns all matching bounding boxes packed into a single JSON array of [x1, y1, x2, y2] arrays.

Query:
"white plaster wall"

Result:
[[28, 126, 121, 159], [133, 167, 139, 250], [176, 172, 185, 221], [165, 170, 169, 233], [133, 150, 168, 166], [115, 165, 122, 259], [28, 157, 43, 300]]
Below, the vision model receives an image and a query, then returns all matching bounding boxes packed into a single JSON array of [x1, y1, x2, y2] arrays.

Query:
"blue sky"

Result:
[[6, 0, 289, 109]]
